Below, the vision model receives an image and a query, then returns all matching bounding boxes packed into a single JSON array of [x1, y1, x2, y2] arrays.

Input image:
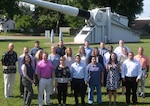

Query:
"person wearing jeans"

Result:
[[86, 56, 104, 104]]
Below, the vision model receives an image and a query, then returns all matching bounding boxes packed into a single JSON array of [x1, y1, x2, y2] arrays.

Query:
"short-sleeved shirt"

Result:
[[134, 54, 150, 70], [37, 60, 53, 79]]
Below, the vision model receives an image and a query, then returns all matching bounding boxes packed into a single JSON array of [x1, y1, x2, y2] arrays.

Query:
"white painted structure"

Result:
[[0, 19, 15, 32], [74, 8, 140, 43], [21, 0, 140, 43]]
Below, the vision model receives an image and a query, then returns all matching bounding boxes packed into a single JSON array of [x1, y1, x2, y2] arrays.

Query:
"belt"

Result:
[[125, 76, 137, 78], [42, 77, 51, 79], [3, 65, 16, 69]]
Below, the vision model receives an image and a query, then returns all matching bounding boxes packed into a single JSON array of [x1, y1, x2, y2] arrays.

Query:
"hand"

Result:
[[145, 74, 148, 78], [122, 78, 126, 82], [136, 78, 140, 83]]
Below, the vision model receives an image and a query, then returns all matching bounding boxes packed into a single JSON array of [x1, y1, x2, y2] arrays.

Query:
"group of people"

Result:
[[1, 39, 149, 106]]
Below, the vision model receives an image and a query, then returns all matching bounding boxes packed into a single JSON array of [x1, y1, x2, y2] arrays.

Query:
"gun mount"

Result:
[[21, 0, 140, 43]]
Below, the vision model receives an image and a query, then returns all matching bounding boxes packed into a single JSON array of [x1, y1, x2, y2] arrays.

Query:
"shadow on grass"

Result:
[[0, 39, 33, 42]]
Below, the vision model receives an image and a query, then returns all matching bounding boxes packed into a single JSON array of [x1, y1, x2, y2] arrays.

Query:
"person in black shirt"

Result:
[[1, 43, 18, 98], [56, 40, 66, 57], [55, 56, 71, 106]]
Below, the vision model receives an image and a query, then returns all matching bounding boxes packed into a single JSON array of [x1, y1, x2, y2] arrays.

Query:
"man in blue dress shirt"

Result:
[[70, 55, 88, 106], [122, 52, 142, 106]]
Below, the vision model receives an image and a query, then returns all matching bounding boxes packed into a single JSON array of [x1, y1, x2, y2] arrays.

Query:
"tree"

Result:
[[0, 0, 20, 19], [16, 15, 35, 32]]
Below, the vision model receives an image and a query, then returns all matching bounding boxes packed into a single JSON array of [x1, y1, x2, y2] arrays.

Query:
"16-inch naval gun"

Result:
[[21, 0, 140, 43]]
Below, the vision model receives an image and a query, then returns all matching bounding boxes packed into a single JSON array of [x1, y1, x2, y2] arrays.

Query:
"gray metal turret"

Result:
[[21, 0, 140, 43]]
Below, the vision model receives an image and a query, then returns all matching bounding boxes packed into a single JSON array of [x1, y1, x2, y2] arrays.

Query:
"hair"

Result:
[[78, 46, 86, 56], [91, 47, 99, 56], [60, 56, 65, 61], [34, 50, 43, 60], [75, 54, 81, 59], [35, 40, 39, 44], [22, 55, 32, 65], [108, 52, 118, 64], [65, 47, 73, 57]]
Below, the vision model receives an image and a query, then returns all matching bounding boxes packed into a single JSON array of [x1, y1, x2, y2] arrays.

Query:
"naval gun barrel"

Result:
[[21, 0, 91, 20]]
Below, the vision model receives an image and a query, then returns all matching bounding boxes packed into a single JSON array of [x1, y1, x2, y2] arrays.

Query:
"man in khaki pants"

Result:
[[134, 46, 150, 98], [1, 43, 18, 98]]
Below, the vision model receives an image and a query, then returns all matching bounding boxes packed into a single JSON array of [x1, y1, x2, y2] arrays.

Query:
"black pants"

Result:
[[125, 76, 137, 104], [72, 78, 86, 105], [57, 83, 67, 104], [20, 75, 24, 95], [22, 79, 33, 106]]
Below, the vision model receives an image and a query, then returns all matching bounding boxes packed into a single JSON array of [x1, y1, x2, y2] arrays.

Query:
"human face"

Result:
[[94, 48, 99, 55], [138, 47, 143, 55], [91, 57, 96, 64], [8, 43, 14, 51], [128, 52, 134, 60], [75, 55, 80, 63], [111, 53, 116, 61], [84, 41, 89, 47], [122, 48, 128, 55], [35, 42, 39, 48], [24, 47, 29, 54], [42, 53, 48, 61], [100, 42, 105, 48], [119, 40, 124, 47], [25, 55, 31, 63], [51, 46, 56, 53], [60, 57, 65, 65]]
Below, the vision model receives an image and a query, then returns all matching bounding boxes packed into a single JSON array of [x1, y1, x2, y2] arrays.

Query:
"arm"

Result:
[[136, 62, 142, 82], [106, 64, 109, 72], [21, 64, 34, 83]]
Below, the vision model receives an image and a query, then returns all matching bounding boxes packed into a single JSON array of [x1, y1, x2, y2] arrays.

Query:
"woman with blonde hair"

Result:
[[76, 46, 87, 65], [34, 50, 43, 86]]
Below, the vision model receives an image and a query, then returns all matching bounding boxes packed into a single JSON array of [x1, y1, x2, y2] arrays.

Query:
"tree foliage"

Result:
[[16, 15, 35, 31], [0, 0, 20, 19], [0, 0, 144, 32]]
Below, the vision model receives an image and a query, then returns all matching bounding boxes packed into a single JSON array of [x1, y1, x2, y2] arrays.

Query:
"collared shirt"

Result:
[[134, 54, 150, 70], [85, 47, 92, 58], [48, 54, 60, 68], [114, 46, 130, 57], [37, 60, 53, 79], [98, 48, 108, 56], [18, 54, 34, 75], [121, 59, 142, 79], [86, 63, 104, 85], [70, 62, 87, 81], [30, 47, 43, 57], [103, 52, 111, 67]]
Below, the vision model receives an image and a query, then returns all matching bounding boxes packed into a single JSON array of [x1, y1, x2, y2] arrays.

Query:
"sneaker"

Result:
[[140, 93, 145, 98], [5, 96, 9, 99], [58, 104, 61, 106]]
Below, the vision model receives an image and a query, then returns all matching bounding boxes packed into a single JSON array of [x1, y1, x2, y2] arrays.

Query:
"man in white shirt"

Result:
[[122, 52, 142, 106], [114, 40, 130, 57]]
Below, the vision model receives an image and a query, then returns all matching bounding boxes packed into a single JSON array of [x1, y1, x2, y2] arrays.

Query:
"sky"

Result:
[[138, 0, 150, 17]]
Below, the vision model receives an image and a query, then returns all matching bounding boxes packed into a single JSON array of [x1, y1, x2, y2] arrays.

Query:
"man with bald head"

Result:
[[1, 43, 18, 98], [134, 47, 150, 98], [114, 40, 130, 57]]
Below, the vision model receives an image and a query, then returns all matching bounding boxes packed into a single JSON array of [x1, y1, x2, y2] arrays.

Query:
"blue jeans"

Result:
[[88, 84, 102, 104]]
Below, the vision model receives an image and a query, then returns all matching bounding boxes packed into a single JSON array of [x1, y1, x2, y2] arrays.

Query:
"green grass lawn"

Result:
[[0, 36, 150, 106]]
